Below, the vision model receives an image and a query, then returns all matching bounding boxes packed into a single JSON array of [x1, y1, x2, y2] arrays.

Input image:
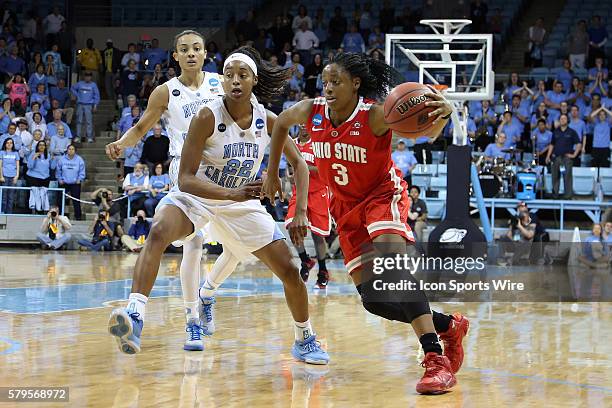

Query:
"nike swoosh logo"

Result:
[[312, 127, 324, 131]]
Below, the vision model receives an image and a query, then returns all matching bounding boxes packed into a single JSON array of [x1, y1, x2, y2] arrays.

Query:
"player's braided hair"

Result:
[[173, 30, 206, 50], [330, 52, 405, 100], [227, 46, 291, 104]]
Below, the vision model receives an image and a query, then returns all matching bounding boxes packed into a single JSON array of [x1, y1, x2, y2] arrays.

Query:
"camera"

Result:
[[50, 211, 57, 218], [137, 215, 144, 222], [102, 191, 109, 199], [98, 213, 106, 221]]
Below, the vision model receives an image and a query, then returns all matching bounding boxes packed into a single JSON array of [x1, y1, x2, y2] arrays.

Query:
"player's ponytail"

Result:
[[227, 46, 291, 104], [330, 52, 405, 100]]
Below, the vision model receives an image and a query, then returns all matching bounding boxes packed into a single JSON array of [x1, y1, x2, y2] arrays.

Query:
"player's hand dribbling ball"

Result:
[[383, 82, 451, 139]]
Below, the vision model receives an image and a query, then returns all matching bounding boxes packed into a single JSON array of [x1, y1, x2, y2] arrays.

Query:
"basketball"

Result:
[[383, 82, 446, 138]]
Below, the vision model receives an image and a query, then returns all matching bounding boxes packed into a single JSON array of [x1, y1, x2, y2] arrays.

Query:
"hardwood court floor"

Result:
[[0, 250, 610, 407]]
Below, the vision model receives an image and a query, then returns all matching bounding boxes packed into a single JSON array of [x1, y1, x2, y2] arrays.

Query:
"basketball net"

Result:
[[431, 84, 468, 146]]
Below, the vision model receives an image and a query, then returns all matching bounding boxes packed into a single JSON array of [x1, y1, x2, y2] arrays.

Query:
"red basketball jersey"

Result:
[[305, 97, 396, 201], [294, 139, 327, 193]]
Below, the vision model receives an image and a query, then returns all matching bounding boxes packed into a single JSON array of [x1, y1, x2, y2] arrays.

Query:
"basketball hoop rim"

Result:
[[431, 84, 449, 92]]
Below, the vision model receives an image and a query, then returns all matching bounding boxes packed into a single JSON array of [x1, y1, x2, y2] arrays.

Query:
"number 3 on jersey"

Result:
[[332, 163, 349, 186]]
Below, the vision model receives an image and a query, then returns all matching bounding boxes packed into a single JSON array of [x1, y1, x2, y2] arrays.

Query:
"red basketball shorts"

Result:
[[285, 188, 332, 237], [331, 179, 415, 274]]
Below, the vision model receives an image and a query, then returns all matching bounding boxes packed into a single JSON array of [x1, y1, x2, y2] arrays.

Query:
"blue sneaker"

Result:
[[184, 319, 205, 351], [291, 334, 330, 365], [199, 296, 216, 336], [108, 308, 143, 354]]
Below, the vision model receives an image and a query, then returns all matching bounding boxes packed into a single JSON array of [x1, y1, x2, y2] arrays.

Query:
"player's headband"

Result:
[[223, 53, 258, 76]]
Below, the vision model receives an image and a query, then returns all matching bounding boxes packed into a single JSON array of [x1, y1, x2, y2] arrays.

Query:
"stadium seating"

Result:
[[572, 167, 597, 196], [426, 199, 445, 220], [429, 176, 447, 196], [599, 167, 612, 196]]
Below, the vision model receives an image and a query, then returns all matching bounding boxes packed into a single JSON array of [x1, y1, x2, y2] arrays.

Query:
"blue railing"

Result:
[[423, 197, 612, 231]]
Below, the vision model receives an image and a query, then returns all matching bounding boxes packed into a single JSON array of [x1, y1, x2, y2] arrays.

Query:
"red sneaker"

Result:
[[305, 258, 316, 270], [416, 353, 457, 394], [438, 313, 469, 373]]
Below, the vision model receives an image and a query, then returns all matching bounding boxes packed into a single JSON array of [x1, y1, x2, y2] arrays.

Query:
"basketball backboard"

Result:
[[385, 20, 494, 102]]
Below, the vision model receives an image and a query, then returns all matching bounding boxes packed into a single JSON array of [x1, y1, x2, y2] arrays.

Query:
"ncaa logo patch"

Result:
[[312, 113, 323, 126], [209, 77, 220, 87], [218, 123, 226, 132], [255, 118, 265, 129], [172, 89, 180, 96]]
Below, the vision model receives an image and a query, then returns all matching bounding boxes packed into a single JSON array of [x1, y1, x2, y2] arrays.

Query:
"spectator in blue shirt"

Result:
[[123, 162, 149, 215], [587, 16, 608, 67], [117, 105, 140, 139], [503, 72, 521, 103], [0, 137, 20, 213], [121, 94, 138, 119], [56, 144, 86, 220], [121, 210, 151, 252], [341, 25, 365, 53], [497, 111, 522, 148], [473, 99, 497, 139], [43, 44, 64, 78], [123, 139, 143, 176], [588, 70, 609, 97], [531, 119, 552, 165], [49, 78, 70, 108], [28, 64, 48, 92], [143, 39, 167, 70], [484, 133, 511, 160], [71, 71, 100, 143], [567, 79, 591, 116], [546, 114, 581, 199], [568, 105, 587, 153], [47, 109, 72, 140], [0, 105, 11, 134], [391, 139, 418, 184], [30, 83, 51, 117], [510, 94, 529, 132], [144, 163, 170, 216], [0, 46, 26, 76], [556, 59, 574, 92], [545, 81, 568, 119], [589, 108, 611, 168], [588, 57, 608, 85], [580, 223, 609, 268], [50, 123, 71, 161], [531, 80, 547, 111], [26, 140, 54, 187]]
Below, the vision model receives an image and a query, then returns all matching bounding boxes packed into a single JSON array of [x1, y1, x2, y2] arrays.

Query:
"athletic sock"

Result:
[[419, 332, 443, 355], [294, 319, 314, 342], [199, 280, 216, 299], [298, 251, 310, 264], [126, 293, 148, 321], [318, 259, 327, 272], [432, 311, 453, 333], [184, 301, 199, 323]]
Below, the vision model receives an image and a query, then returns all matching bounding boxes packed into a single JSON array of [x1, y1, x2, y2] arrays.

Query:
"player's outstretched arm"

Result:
[[105, 85, 168, 160], [178, 107, 261, 202], [271, 111, 310, 245], [263, 98, 313, 199]]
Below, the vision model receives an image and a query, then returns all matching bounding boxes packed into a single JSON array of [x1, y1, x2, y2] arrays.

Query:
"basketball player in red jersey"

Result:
[[263, 53, 469, 394], [285, 126, 332, 288]]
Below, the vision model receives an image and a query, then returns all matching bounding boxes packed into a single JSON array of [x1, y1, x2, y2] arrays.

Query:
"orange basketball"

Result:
[[383, 82, 446, 138]]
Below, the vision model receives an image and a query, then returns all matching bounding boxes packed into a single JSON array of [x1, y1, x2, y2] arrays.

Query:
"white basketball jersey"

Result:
[[196, 97, 270, 195], [161, 74, 224, 157]]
